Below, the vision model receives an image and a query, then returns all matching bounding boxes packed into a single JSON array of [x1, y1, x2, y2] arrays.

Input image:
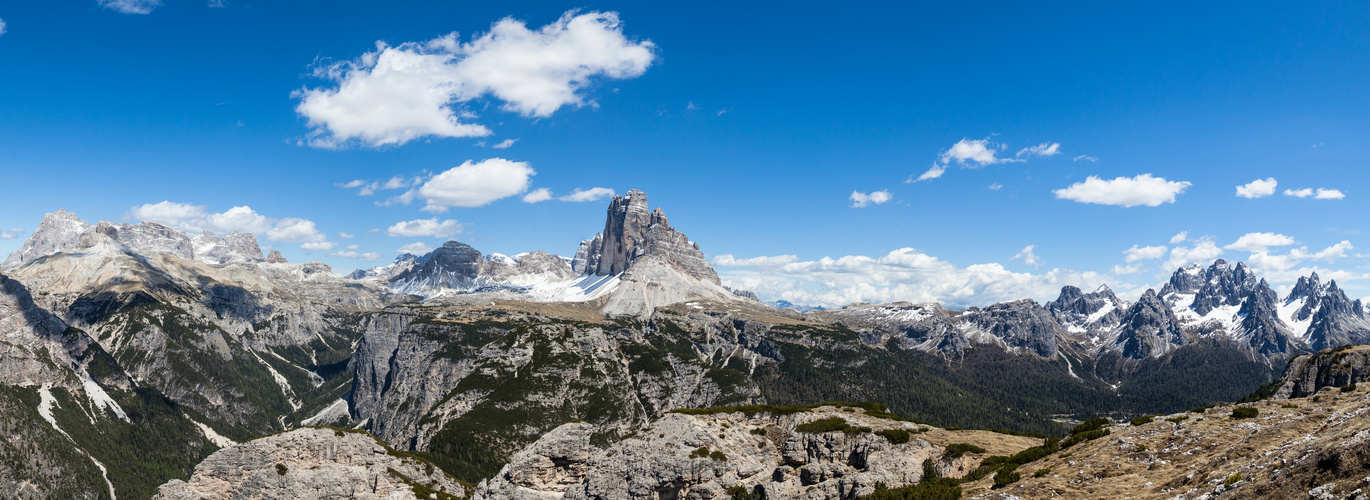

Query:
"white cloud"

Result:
[[300, 241, 337, 251], [0, 228, 22, 240], [397, 242, 435, 255], [386, 218, 464, 238], [1283, 187, 1345, 199], [1016, 142, 1060, 158], [1073, 155, 1098, 162], [850, 190, 893, 208], [711, 254, 800, 267], [390, 158, 534, 211], [939, 138, 1018, 167], [1170, 231, 1189, 244], [125, 201, 209, 226], [1124, 244, 1168, 262], [1011, 245, 1042, 267], [0, 18, 7, 36], [1224, 232, 1296, 253], [1236, 177, 1277, 199], [99, 0, 161, 14], [341, 175, 419, 196], [491, 138, 518, 149], [294, 10, 655, 148], [522, 188, 554, 203], [339, 232, 354, 238], [346, 244, 360, 250], [714, 248, 1110, 309], [1316, 188, 1345, 199], [907, 164, 946, 183], [1284, 188, 1313, 198], [1111, 263, 1144, 275], [988, 183, 1003, 191], [1164, 239, 1224, 270], [1053, 174, 1191, 207], [268, 218, 327, 244], [126, 202, 289, 236], [559, 187, 616, 202], [204, 206, 274, 234], [687, 101, 700, 110], [1246, 241, 1354, 272], [330, 250, 381, 261]]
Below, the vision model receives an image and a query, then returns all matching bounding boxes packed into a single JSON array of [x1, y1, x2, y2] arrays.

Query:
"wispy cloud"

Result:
[[1011, 245, 1042, 267], [99, 0, 162, 14], [1016, 142, 1060, 158], [850, 190, 892, 208]]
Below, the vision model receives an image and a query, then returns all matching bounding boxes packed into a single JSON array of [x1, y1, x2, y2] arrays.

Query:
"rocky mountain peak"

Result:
[[191, 231, 266, 265], [1288, 272, 1324, 302], [571, 189, 720, 285], [265, 250, 287, 263], [388, 241, 484, 296], [1114, 288, 1185, 359], [1046, 283, 1126, 334], [2, 209, 94, 269]]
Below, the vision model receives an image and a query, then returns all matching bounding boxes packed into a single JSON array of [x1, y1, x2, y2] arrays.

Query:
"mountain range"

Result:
[[1, 189, 1369, 498]]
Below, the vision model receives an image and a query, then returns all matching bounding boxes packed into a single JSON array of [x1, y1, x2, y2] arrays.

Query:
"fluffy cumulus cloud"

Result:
[[397, 242, 435, 255], [559, 187, 616, 202], [522, 188, 554, 203], [1285, 188, 1314, 198], [714, 248, 1109, 309], [1236, 178, 1278, 199], [1315, 188, 1346, 199], [1164, 239, 1224, 270], [1170, 232, 1189, 244], [491, 138, 518, 149], [99, 0, 161, 14], [294, 11, 655, 148], [1224, 232, 1296, 253], [386, 218, 464, 238], [850, 190, 892, 208], [381, 158, 534, 211], [0, 228, 23, 240], [124, 201, 334, 250], [1053, 174, 1191, 207], [1016, 142, 1060, 158], [1124, 245, 1168, 263], [1011, 245, 1042, 267]]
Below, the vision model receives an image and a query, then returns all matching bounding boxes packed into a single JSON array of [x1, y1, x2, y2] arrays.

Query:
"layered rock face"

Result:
[[154, 427, 467, 500], [1, 210, 91, 268], [389, 241, 484, 296], [1272, 345, 1370, 399], [1113, 289, 1186, 360], [476, 407, 951, 500], [1046, 284, 1126, 335], [191, 231, 267, 265], [959, 299, 1061, 358], [572, 189, 720, 285]]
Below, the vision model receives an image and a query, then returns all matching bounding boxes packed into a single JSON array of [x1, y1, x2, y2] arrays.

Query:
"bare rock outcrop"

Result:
[[1273, 345, 1370, 399], [477, 406, 944, 500], [154, 427, 467, 500]]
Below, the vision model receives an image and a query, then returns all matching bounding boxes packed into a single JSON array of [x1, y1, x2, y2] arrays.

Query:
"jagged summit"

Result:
[[2, 210, 270, 268], [571, 189, 721, 285]]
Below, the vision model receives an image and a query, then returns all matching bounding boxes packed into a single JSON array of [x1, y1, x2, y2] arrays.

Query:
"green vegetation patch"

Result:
[[876, 428, 911, 444], [1129, 415, 1154, 426], [942, 443, 986, 458], [1231, 407, 1259, 419]]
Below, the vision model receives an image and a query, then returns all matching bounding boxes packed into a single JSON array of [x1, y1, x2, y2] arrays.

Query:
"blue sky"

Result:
[[1, 1, 1369, 307]]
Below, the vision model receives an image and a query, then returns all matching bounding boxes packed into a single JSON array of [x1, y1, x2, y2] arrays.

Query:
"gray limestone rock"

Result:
[[959, 299, 1061, 358], [192, 231, 267, 265], [1271, 345, 1370, 399], [153, 427, 467, 500], [577, 190, 721, 285], [2, 210, 93, 269], [478, 408, 941, 500]]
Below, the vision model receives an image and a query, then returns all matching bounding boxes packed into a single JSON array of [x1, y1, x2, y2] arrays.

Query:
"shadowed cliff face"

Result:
[[571, 189, 721, 285]]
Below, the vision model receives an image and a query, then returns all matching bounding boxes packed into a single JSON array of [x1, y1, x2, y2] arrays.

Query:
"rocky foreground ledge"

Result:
[[153, 427, 468, 500]]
